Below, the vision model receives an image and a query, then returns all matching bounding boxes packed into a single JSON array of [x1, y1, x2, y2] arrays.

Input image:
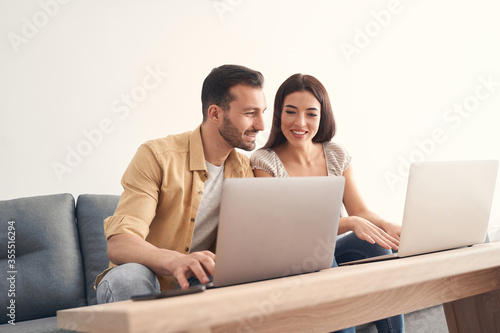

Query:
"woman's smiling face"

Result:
[[280, 90, 321, 147]]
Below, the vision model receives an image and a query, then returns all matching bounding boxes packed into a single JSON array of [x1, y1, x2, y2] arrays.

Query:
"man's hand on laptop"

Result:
[[348, 216, 400, 251], [168, 250, 216, 289], [107, 234, 216, 289]]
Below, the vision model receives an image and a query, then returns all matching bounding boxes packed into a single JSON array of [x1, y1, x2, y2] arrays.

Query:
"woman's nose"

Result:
[[294, 114, 306, 126]]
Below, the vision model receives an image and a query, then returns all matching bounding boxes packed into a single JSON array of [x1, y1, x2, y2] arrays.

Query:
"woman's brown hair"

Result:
[[263, 74, 335, 149]]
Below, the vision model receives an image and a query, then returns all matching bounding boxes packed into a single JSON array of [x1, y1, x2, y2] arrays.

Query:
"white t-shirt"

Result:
[[190, 161, 225, 252]]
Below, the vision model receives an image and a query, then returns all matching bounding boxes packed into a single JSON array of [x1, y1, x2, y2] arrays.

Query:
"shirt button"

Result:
[[198, 191, 203, 195], [204, 173, 208, 178], [185, 247, 189, 252], [191, 218, 195, 222]]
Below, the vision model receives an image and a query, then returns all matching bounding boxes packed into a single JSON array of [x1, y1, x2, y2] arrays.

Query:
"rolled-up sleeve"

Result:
[[104, 143, 162, 240]]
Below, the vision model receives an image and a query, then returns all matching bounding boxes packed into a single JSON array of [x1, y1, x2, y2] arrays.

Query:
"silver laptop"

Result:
[[212, 176, 345, 287], [340, 160, 498, 265]]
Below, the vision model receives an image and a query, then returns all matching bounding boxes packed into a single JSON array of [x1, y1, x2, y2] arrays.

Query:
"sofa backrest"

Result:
[[75, 194, 120, 306], [0, 193, 87, 324]]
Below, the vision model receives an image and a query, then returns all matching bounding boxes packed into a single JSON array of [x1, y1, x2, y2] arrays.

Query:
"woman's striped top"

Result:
[[250, 141, 351, 177]]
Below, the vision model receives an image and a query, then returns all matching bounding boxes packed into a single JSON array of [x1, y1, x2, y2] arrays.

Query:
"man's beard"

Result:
[[218, 116, 257, 151]]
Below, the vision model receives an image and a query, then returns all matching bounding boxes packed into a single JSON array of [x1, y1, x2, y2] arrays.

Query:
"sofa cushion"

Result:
[[0, 194, 86, 324], [75, 194, 120, 305]]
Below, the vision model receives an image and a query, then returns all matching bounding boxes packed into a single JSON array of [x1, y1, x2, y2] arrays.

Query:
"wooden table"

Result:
[[58, 242, 500, 333]]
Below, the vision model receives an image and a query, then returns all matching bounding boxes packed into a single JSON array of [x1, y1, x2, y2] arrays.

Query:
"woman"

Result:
[[250, 73, 404, 333]]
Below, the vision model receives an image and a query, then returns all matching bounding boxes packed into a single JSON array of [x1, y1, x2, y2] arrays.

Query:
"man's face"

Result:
[[218, 85, 266, 151]]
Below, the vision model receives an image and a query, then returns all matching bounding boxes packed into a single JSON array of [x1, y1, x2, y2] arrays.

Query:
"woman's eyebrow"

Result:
[[284, 104, 319, 111]]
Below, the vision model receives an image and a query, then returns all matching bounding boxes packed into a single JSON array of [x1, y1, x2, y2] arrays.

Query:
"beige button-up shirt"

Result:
[[96, 126, 254, 290]]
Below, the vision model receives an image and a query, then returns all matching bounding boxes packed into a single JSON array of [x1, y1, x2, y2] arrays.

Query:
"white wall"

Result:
[[2, 0, 500, 239]]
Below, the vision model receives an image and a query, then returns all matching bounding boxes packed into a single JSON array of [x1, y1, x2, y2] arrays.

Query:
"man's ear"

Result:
[[207, 105, 222, 123]]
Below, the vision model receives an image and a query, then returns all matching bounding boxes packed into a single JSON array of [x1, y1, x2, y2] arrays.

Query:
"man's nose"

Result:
[[254, 112, 265, 131]]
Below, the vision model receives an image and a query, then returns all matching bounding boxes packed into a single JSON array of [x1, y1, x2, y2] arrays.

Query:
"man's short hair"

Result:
[[201, 64, 264, 121]]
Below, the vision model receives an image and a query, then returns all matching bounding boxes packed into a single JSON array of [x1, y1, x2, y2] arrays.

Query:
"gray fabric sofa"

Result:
[[0, 193, 118, 333], [0, 193, 448, 333]]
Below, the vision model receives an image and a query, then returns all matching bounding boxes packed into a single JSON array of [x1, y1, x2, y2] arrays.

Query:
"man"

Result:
[[96, 65, 266, 303]]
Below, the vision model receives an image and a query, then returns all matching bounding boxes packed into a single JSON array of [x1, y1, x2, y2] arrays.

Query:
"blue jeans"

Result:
[[96, 263, 160, 303], [332, 233, 405, 333]]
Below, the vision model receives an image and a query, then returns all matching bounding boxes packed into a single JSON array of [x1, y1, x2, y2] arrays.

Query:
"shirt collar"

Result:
[[189, 125, 245, 175], [189, 125, 207, 171]]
